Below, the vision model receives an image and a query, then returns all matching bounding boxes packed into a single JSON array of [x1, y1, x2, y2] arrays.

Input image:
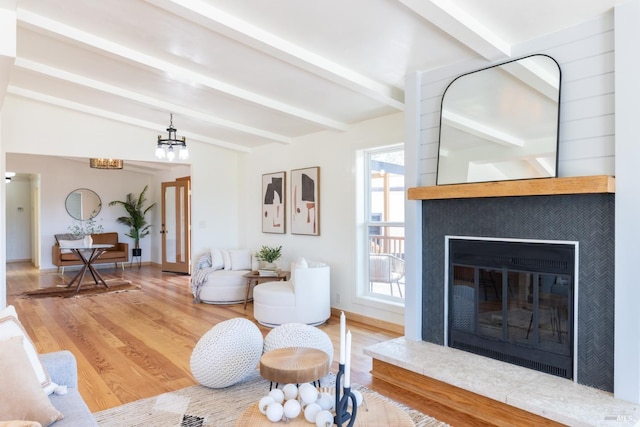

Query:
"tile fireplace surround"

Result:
[[364, 176, 639, 425]]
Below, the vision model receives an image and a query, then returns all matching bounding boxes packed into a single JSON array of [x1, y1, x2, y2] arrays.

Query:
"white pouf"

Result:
[[263, 323, 334, 365], [190, 318, 263, 388]]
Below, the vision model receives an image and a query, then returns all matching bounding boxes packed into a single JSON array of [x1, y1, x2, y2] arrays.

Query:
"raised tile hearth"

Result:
[[365, 338, 639, 426]]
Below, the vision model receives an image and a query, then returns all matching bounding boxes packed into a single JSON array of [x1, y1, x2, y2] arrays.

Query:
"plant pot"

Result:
[[259, 261, 277, 271], [132, 248, 142, 257]]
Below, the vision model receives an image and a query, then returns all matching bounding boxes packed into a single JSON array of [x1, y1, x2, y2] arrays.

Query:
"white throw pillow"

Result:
[[296, 257, 309, 269], [229, 250, 252, 271], [210, 249, 224, 270], [221, 250, 232, 270], [0, 306, 54, 394], [58, 239, 85, 254]]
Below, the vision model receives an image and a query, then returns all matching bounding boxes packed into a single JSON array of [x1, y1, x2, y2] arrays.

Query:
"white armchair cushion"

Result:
[[254, 281, 295, 306]]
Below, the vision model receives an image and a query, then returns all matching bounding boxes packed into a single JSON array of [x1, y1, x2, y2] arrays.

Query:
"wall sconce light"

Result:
[[156, 113, 188, 161], [89, 158, 124, 169]]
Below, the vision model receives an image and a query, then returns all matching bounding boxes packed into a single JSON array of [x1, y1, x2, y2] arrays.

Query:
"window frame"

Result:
[[362, 144, 405, 303]]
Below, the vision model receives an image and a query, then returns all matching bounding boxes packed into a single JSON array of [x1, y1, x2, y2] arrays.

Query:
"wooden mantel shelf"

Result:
[[407, 175, 615, 200]]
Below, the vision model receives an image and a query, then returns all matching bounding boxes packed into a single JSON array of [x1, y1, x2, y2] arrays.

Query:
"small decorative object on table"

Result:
[[334, 313, 357, 426], [256, 245, 282, 270]]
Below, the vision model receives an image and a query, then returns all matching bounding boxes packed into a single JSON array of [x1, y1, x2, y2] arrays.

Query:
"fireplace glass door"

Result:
[[448, 239, 574, 379]]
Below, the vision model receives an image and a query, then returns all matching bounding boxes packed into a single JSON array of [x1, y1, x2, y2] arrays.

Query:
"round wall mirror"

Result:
[[65, 188, 102, 221]]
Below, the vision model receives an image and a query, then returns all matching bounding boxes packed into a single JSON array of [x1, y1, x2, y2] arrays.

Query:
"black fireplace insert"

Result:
[[448, 238, 574, 379]]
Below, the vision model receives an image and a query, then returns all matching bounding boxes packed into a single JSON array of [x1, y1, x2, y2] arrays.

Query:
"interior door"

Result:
[[161, 177, 191, 274]]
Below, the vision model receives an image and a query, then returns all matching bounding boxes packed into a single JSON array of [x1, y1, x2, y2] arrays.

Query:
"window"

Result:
[[364, 145, 405, 301]]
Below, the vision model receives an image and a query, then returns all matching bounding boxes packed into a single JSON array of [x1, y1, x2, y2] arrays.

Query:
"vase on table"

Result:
[[83, 235, 93, 247], [259, 261, 277, 271]]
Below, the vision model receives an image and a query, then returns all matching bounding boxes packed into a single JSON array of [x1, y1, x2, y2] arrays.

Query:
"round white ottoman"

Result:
[[263, 322, 334, 366], [190, 318, 263, 388]]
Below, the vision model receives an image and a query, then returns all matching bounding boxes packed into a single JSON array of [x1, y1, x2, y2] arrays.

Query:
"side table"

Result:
[[243, 270, 290, 309], [260, 347, 329, 389]]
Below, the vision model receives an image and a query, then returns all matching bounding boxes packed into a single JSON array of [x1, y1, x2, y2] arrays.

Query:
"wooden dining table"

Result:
[[64, 244, 114, 294]]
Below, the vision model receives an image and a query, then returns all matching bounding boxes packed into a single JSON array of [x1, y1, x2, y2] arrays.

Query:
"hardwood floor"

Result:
[[6, 262, 416, 415]]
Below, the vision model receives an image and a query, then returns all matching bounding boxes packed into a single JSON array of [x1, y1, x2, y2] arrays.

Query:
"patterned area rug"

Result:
[[94, 371, 449, 426], [21, 280, 139, 298]]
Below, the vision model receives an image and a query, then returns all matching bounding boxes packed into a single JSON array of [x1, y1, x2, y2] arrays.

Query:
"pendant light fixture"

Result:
[[156, 113, 188, 161]]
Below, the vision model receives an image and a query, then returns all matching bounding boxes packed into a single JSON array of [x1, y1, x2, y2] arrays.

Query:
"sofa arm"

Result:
[[52, 245, 62, 266], [116, 241, 129, 254], [40, 350, 78, 388]]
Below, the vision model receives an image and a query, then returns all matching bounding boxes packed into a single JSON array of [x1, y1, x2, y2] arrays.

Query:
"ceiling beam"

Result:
[[441, 110, 524, 147], [397, 0, 511, 61], [0, 5, 16, 108], [7, 86, 252, 153], [14, 58, 292, 144], [17, 9, 350, 132], [145, 0, 405, 111]]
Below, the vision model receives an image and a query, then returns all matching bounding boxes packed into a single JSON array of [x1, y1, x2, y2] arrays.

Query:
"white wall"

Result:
[[239, 113, 405, 325]]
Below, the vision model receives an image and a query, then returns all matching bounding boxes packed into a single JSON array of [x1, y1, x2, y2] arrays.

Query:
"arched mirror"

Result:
[[65, 188, 102, 221], [436, 54, 561, 185]]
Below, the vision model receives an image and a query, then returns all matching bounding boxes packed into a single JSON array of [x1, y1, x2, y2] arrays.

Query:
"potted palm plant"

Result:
[[109, 185, 156, 257]]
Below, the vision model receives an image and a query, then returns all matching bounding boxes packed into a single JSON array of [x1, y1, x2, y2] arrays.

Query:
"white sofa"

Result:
[[190, 249, 255, 304], [253, 259, 330, 327]]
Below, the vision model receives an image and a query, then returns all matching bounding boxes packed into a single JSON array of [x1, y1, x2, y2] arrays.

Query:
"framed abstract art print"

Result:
[[291, 166, 319, 235], [262, 171, 286, 233]]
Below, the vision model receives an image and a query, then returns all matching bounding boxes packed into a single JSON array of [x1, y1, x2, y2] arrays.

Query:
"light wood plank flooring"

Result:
[[6, 262, 431, 417]]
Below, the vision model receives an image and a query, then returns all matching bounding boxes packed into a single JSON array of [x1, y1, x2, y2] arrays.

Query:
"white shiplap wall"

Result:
[[416, 11, 615, 186]]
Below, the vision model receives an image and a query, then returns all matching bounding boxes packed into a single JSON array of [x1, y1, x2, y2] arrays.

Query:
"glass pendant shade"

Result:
[[156, 113, 188, 161]]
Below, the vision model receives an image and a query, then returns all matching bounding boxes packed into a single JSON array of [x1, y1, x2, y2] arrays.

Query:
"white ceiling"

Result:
[[4, 0, 625, 154]]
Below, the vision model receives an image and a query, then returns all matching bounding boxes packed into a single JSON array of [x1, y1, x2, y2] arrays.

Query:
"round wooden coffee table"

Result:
[[260, 347, 329, 386], [235, 388, 415, 426]]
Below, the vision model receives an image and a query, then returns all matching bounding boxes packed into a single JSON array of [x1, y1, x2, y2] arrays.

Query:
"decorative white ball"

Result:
[[258, 395, 275, 414], [315, 410, 334, 427], [266, 402, 284, 422], [304, 402, 322, 423], [268, 388, 285, 404], [282, 383, 298, 400], [283, 398, 301, 419], [299, 385, 319, 405], [316, 392, 333, 410], [298, 382, 314, 394]]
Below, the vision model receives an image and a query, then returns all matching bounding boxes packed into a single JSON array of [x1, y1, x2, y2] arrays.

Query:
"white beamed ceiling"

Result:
[[1, 0, 626, 152]]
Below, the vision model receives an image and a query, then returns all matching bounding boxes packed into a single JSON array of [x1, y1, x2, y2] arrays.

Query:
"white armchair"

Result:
[[369, 253, 405, 297], [253, 260, 330, 327]]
